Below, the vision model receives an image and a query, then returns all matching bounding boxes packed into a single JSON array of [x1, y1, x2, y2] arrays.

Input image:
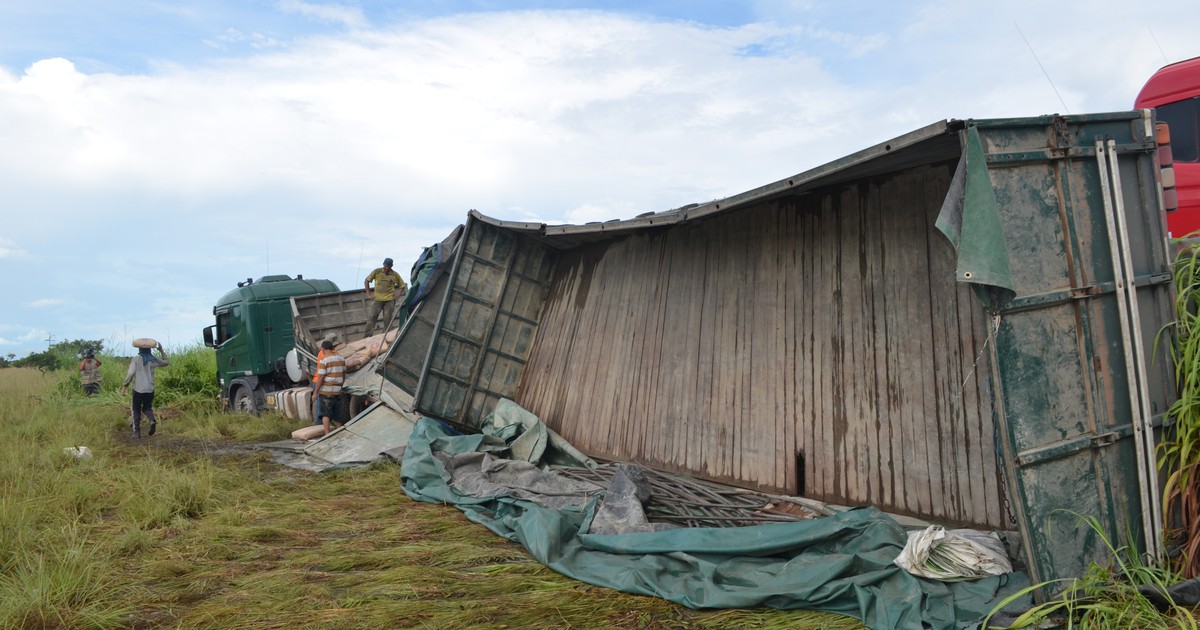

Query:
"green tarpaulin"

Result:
[[401, 418, 1030, 630], [935, 125, 1016, 310]]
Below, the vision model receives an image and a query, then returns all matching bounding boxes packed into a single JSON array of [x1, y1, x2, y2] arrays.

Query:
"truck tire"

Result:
[[233, 387, 259, 415]]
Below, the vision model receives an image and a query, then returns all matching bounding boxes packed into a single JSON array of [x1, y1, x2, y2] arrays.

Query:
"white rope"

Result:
[[961, 312, 1002, 393]]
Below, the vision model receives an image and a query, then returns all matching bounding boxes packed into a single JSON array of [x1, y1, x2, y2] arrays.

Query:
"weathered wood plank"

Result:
[[637, 237, 669, 461], [655, 229, 686, 471], [732, 216, 752, 483], [846, 191, 865, 503], [778, 206, 795, 492], [862, 184, 888, 507], [694, 230, 720, 479], [912, 175, 947, 519], [528, 254, 576, 439], [720, 223, 740, 481], [680, 224, 708, 476], [880, 176, 920, 516], [763, 207, 783, 487], [960, 269, 999, 526], [798, 204, 817, 496], [604, 239, 636, 458], [925, 167, 967, 522], [623, 236, 657, 459], [582, 247, 614, 454], [817, 195, 837, 499]]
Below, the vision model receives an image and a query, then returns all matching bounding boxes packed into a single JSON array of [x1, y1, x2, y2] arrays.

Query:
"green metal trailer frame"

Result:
[[381, 111, 1175, 586]]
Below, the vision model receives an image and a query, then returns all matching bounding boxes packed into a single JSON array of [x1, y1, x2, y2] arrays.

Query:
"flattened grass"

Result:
[[1, 365, 863, 629]]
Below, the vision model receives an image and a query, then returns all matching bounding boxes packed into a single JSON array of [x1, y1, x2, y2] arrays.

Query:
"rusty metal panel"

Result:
[[410, 216, 557, 428], [976, 113, 1173, 585]]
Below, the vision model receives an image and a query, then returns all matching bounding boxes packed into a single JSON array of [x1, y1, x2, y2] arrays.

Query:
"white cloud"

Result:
[[0, 237, 27, 259], [205, 28, 283, 50], [0, 11, 875, 232], [0, 2, 1196, 359], [276, 0, 366, 30], [25, 299, 64, 308], [0, 6, 1183, 238], [0, 327, 46, 348]]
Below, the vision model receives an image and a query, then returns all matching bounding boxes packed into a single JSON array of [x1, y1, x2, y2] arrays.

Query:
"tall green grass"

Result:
[[984, 514, 1197, 629], [1160, 244, 1200, 578], [0, 352, 865, 629], [50, 341, 219, 408]]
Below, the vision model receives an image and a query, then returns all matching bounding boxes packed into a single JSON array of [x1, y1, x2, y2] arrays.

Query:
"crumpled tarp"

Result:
[[401, 417, 1030, 630], [484, 398, 598, 468]]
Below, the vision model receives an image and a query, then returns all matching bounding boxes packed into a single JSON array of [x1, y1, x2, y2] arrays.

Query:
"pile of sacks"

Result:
[[337, 328, 400, 372]]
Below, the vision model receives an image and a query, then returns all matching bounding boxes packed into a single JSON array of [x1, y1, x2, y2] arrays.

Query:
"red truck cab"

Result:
[[1136, 56, 1200, 238]]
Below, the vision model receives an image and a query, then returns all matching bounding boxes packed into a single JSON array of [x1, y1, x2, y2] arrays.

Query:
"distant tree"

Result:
[[14, 350, 61, 373], [54, 339, 104, 358], [8, 339, 104, 372]]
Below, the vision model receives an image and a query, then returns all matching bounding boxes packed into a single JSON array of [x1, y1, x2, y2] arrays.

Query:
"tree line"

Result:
[[0, 339, 106, 371]]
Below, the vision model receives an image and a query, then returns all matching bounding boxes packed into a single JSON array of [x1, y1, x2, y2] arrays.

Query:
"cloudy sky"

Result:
[[0, 0, 1196, 360]]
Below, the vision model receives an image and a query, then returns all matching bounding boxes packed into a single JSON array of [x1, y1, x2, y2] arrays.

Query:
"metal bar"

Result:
[[970, 112, 1153, 129], [424, 367, 472, 388], [1014, 425, 1134, 467], [1105, 138, 1165, 560], [444, 291, 541, 328], [984, 142, 1153, 165], [1096, 138, 1158, 561], [999, 273, 1173, 313]]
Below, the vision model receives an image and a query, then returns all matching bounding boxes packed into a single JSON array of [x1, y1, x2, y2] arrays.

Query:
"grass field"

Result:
[[0, 363, 865, 629]]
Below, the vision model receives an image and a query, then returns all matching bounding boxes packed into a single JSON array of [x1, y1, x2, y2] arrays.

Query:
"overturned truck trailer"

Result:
[[382, 112, 1175, 585]]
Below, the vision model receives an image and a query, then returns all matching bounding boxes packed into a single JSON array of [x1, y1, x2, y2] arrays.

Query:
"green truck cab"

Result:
[[202, 274, 339, 414]]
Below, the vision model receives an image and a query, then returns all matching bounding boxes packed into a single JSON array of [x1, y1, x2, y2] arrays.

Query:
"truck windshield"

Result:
[[1159, 97, 1199, 163]]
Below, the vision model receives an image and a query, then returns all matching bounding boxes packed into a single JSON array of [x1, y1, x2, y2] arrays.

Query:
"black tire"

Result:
[[233, 387, 259, 415]]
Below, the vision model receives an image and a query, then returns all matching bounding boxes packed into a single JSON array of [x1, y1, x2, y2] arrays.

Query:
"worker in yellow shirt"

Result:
[[363, 257, 407, 334]]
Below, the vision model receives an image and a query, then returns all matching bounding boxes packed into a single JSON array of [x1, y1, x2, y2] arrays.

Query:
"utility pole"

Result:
[[44, 333, 54, 348]]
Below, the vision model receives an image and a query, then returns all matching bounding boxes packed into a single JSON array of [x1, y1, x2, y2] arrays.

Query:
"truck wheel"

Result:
[[233, 387, 259, 415]]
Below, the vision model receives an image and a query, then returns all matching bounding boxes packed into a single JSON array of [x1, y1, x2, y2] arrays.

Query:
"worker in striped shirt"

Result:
[[311, 338, 347, 435]]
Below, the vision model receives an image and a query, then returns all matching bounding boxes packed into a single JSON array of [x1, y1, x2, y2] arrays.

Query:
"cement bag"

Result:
[[345, 349, 372, 371], [278, 387, 312, 422], [291, 425, 325, 441], [295, 388, 313, 422], [281, 388, 298, 419], [894, 525, 1012, 581], [342, 338, 368, 355], [381, 328, 400, 352]]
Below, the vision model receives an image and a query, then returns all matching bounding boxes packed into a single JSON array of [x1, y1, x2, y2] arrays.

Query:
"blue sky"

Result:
[[0, 0, 1197, 359], [1, 1, 759, 74]]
